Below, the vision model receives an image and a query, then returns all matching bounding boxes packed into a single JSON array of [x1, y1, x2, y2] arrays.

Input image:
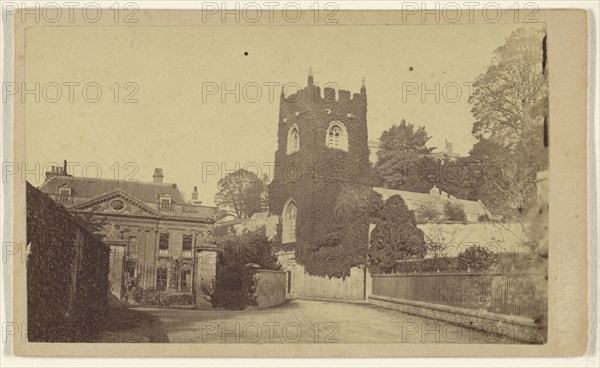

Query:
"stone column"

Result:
[[193, 244, 218, 309]]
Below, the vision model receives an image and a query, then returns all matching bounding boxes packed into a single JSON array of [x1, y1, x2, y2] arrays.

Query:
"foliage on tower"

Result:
[[268, 73, 373, 278]]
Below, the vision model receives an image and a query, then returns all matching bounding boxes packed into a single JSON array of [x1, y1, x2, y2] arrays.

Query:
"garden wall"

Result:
[[417, 222, 527, 257], [370, 271, 547, 343], [254, 269, 286, 309], [26, 182, 110, 342], [276, 249, 369, 301]]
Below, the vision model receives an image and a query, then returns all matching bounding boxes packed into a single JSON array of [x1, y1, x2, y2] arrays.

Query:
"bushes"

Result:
[[211, 232, 280, 309], [128, 287, 193, 307], [478, 213, 491, 222], [163, 293, 194, 307], [457, 245, 499, 271], [416, 206, 441, 224], [393, 245, 500, 273], [444, 201, 467, 222]]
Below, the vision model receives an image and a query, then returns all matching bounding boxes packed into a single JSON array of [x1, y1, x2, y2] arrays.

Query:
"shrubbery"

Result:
[[416, 206, 441, 224], [444, 201, 467, 222], [478, 213, 491, 222], [393, 245, 500, 273], [456, 245, 499, 271], [211, 232, 280, 310]]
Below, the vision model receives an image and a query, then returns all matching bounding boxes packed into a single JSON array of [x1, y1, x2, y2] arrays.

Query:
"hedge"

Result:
[[26, 182, 110, 342]]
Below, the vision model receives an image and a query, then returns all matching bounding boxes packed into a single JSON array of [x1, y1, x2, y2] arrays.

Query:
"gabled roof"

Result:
[[39, 175, 217, 222], [40, 176, 189, 204], [374, 187, 445, 210], [373, 187, 490, 222], [70, 188, 162, 217]]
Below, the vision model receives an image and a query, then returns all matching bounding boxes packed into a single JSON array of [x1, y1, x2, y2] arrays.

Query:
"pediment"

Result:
[[70, 189, 161, 218]]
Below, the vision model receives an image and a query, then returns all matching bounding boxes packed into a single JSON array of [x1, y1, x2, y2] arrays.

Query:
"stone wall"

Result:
[[417, 222, 527, 257], [370, 271, 547, 343], [276, 249, 369, 300], [254, 269, 286, 309]]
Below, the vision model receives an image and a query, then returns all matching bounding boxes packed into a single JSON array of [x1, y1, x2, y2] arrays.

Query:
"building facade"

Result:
[[39, 163, 217, 303]]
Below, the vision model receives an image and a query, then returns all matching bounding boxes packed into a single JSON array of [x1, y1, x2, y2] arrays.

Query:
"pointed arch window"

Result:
[[282, 199, 297, 243], [326, 122, 348, 151], [287, 125, 300, 154]]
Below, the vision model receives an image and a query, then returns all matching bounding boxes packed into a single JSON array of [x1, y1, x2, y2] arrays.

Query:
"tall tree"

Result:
[[368, 195, 427, 273], [374, 120, 435, 191], [467, 27, 548, 221], [215, 169, 266, 218], [469, 27, 547, 153]]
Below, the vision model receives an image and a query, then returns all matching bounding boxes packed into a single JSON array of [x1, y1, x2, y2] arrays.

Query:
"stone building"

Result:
[[266, 71, 495, 301], [268, 70, 370, 246], [39, 162, 217, 304], [266, 71, 371, 299]]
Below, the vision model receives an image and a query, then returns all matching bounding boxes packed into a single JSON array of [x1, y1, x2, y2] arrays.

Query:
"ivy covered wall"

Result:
[[268, 78, 371, 278], [26, 182, 110, 342]]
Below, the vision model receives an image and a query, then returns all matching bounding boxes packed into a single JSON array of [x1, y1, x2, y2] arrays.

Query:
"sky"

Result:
[[24, 23, 543, 205]]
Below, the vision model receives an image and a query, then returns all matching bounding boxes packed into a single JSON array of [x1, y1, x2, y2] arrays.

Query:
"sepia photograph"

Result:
[[1, 3, 593, 362]]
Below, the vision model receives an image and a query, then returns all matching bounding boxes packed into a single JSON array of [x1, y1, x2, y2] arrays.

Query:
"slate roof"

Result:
[[40, 175, 188, 204], [39, 175, 216, 220], [373, 187, 490, 222]]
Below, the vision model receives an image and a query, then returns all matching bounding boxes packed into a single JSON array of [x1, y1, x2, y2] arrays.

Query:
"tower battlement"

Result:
[[279, 72, 367, 127]]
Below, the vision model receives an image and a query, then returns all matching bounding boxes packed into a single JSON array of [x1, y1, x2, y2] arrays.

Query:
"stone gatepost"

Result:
[[193, 244, 218, 309]]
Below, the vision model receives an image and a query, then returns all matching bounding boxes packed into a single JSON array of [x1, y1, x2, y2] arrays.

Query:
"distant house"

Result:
[[373, 185, 491, 223], [39, 162, 217, 300], [429, 140, 461, 162]]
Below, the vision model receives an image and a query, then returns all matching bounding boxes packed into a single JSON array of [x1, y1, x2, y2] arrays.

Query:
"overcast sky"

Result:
[[25, 23, 543, 205]]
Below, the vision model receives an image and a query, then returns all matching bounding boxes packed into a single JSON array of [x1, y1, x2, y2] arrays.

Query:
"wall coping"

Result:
[[372, 272, 545, 278], [369, 294, 536, 326], [256, 269, 286, 274]]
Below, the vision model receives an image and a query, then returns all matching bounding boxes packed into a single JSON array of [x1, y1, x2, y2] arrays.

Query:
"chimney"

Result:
[[153, 168, 163, 183], [191, 186, 202, 205], [45, 160, 70, 181], [445, 140, 453, 155]]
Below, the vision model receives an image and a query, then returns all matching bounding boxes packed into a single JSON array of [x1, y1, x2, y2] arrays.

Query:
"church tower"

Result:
[[269, 70, 370, 258]]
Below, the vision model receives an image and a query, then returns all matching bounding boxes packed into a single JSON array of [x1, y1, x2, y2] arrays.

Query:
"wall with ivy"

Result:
[[26, 182, 110, 342], [269, 81, 371, 278]]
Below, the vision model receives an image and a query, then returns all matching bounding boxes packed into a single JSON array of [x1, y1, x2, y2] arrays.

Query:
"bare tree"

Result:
[[215, 169, 267, 219]]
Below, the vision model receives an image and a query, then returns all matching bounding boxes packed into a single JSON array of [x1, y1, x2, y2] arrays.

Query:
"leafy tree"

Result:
[[374, 120, 435, 191], [368, 195, 427, 273], [214, 169, 267, 218], [378, 120, 434, 155], [466, 28, 547, 221], [469, 27, 547, 151], [334, 184, 384, 224]]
